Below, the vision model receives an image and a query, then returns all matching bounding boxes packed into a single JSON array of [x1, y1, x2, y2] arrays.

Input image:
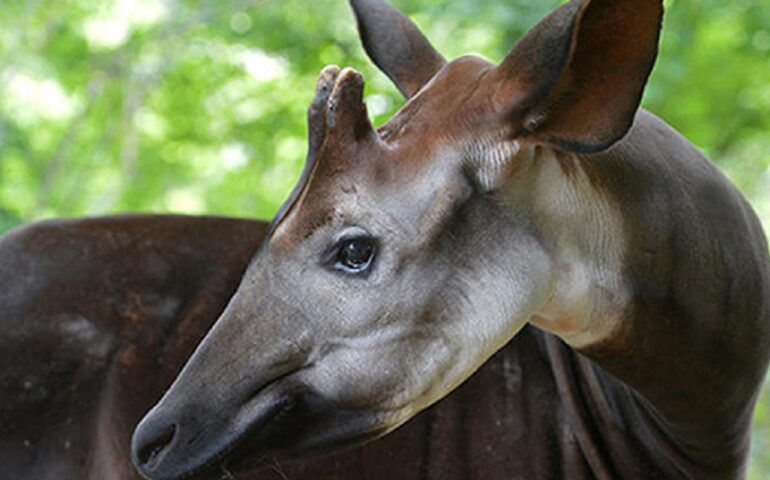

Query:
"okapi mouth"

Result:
[[132, 368, 306, 480], [188, 393, 300, 480], [222, 393, 391, 476], [132, 364, 390, 480]]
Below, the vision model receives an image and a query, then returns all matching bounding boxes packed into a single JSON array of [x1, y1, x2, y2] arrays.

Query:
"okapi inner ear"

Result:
[[350, 0, 446, 98], [493, 0, 664, 154]]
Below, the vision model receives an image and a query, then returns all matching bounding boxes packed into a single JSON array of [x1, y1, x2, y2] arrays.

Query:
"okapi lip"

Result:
[[223, 396, 392, 475], [159, 370, 307, 480]]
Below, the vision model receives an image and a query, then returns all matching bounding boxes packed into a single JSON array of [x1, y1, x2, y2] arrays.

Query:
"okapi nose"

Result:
[[131, 416, 178, 476]]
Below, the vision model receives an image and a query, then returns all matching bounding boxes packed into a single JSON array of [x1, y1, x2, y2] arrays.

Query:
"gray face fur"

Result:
[[131, 83, 554, 473], [129, 60, 559, 476]]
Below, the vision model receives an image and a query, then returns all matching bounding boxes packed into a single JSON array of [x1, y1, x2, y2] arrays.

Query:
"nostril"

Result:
[[136, 423, 177, 468]]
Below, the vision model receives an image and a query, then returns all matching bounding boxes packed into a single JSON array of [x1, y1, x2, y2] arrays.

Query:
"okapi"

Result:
[[0, 0, 768, 479]]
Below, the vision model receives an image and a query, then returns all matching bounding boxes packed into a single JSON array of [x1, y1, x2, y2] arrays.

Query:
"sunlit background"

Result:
[[0, 0, 768, 475]]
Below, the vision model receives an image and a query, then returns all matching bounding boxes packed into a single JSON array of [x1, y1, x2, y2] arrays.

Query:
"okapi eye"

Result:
[[336, 238, 376, 273]]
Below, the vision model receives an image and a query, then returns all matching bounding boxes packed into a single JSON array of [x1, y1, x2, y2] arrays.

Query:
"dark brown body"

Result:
[[0, 216, 267, 479], [2, 208, 766, 480]]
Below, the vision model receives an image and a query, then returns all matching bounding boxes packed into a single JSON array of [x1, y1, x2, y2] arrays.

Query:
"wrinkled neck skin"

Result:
[[484, 110, 770, 476], [499, 144, 629, 350], [502, 146, 631, 349], [468, 133, 631, 353]]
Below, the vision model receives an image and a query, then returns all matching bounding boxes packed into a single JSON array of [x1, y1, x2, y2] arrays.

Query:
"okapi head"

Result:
[[132, 0, 663, 478]]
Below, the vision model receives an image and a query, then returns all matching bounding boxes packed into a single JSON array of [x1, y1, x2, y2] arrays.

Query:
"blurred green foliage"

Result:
[[0, 0, 769, 475]]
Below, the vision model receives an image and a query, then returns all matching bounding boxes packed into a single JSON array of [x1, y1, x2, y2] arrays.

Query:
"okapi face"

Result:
[[132, 1, 663, 478]]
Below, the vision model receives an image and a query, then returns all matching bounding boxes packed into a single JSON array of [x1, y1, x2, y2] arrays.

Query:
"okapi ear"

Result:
[[350, 0, 447, 98], [492, 0, 664, 154]]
